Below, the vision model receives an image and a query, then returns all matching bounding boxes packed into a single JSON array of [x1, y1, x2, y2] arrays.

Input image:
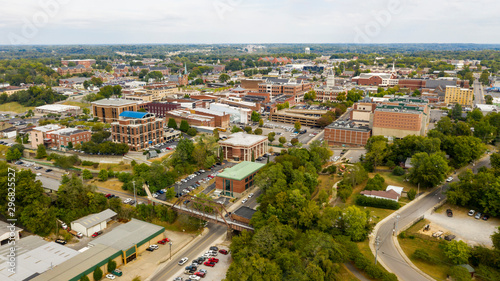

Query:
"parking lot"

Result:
[[424, 205, 499, 247]]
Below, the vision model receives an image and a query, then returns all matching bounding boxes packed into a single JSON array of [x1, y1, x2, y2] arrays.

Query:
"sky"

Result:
[[1, 0, 498, 45]]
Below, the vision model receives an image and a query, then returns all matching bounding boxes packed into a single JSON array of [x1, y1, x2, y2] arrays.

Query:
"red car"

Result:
[[105, 194, 111, 198], [203, 261, 215, 267], [219, 249, 228, 255], [195, 272, 206, 278], [91, 231, 103, 238], [208, 258, 219, 263], [158, 238, 170, 244]]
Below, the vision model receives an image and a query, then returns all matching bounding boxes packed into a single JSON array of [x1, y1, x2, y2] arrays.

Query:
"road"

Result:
[[473, 79, 485, 106], [376, 154, 492, 281]]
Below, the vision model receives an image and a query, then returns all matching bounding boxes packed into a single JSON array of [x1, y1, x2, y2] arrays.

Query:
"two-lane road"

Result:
[[376, 154, 492, 281]]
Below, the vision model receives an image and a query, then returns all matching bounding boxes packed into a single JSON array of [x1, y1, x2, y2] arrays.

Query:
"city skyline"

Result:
[[1, 0, 499, 45]]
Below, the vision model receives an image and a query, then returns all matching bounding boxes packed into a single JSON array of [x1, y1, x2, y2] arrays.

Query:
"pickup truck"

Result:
[[69, 230, 83, 238]]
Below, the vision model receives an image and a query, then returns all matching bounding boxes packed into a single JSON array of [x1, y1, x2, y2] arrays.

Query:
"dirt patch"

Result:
[[92, 179, 125, 192]]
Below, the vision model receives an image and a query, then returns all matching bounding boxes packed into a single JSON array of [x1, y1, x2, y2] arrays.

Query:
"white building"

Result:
[[209, 103, 251, 124], [35, 104, 81, 115], [70, 209, 117, 237]]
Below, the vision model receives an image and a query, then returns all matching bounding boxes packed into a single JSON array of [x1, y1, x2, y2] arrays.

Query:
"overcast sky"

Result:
[[1, 0, 498, 45]]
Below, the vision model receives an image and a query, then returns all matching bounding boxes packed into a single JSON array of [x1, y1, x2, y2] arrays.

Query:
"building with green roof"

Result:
[[216, 161, 265, 197]]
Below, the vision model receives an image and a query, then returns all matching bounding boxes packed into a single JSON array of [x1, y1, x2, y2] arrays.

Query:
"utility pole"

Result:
[[417, 182, 420, 198], [169, 242, 172, 260], [375, 236, 380, 265], [132, 180, 137, 207]]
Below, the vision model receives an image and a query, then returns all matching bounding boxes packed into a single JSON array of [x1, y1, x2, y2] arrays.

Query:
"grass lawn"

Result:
[[0, 102, 35, 113], [338, 264, 362, 281], [63, 101, 90, 108], [398, 219, 451, 281], [92, 178, 125, 192], [313, 174, 338, 200], [98, 162, 132, 172]]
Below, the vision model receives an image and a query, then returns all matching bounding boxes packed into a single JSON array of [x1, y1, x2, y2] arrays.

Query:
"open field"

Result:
[[63, 101, 90, 108], [0, 102, 34, 113]]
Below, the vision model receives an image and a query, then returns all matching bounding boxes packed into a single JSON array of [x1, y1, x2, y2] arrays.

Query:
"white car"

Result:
[[248, 193, 254, 198], [123, 198, 132, 204], [189, 275, 201, 281], [36, 173, 42, 176], [153, 193, 159, 198], [150, 244, 159, 250], [241, 199, 248, 204], [106, 274, 116, 280], [61, 223, 68, 230], [178, 257, 188, 265], [446, 177, 453, 182]]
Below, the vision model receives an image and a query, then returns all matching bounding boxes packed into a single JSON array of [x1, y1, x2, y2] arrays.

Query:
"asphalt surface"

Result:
[[149, 223, 228, 281], [473, 79, 485, 106], [376, 154, 492, 281]]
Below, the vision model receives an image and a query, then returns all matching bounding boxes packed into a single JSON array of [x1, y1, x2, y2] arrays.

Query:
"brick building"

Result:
[[350, 103, 377, 123], [144, 102, 181, 118], [216, 161, 265, 197], [240, 79, 265, 91], [219, 132, 268, 162], [352, 73, 398, 87], [444, 86, 474, 106], [57, 65, 92, 75], [324, 121, 372, 147], [193, 108, 231, 129], [92, 99, 143, 123], [372, 104, 428, 139], [61, 59, 96, 68], [111, 111, 164, 151], [30, 124, 64, 149], [46, 128, 92, 150], [164, 109, 216, 127], [398, 79, 426, 90]]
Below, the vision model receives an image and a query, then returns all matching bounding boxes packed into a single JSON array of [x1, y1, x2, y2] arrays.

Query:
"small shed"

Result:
[[71, 209, 117, 237], [459, 264, 475, 278], [386, 185, 404, 196]]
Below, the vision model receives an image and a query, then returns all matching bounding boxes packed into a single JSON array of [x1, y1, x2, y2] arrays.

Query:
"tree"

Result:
[[107, 259, 116, 273], [251, 151, 255, 162], [279, 137, 287, 145], [342, 205, 369, 241], [219, 73, 230, 83], [80, 276, 90, 281], [251, 111, 261, 122], [35, 144, 47, 159], [167, 118, 178, 129], [291, 138, 299, 146], [179, 120, 190, 132], [409, 152, 449, 187], [268, 132, 276, 143], [451, 103, 462, 120], [67, 141, 73, 149], [444, 240, 471, 265], [98, 169, 108, 181], [448, 266, 472, 281], [187, 127, 197, 136], [485, 94, 493, 105], [479, 70, 490, 85], [93, 266, 103, 281], [492, 226, 500, 250], [407, 189, 417, 200], [231, 125, 242, 133], [365, 140, 388, 169], [259, 119, 264, 127], [304, 90, 317, 101], [82, 108, 90, 115], [254, 128, 263, 135], [491, 153, 500, 170], [392, 166, 405, 176], [294, 121, 302, 132], [82, 169, 93, 180], [213, 128, 220, 140], [6, 148, 22, 162], [244, 126, 252, 134]]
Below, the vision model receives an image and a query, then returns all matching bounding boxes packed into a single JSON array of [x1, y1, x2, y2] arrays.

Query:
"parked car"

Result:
[[468, 210, 475, 216], [45, 169, 53, 172], [482, 214, 490, 221], [106, 274, 116, 280], [444, 234, 456, 241], [203, 261, 215, 267], [446, 209, 453, 217], [248, 193, 254, 198], [123, 198, 132, 204], [219, 249, 228, 255], [55, 239, 67, 245], [208, 257, 219, 263], [241, 199, 247, 204], [209, 246, 218, 251], [189, 275, 201, 281], [60, 222, 68, 230], [158, 238, 170, 244], [111, 269, 122, 276], [178, 257, 189, 265], [194, 272, 206, 278], [475, 212, 482, 219], [446, 176, 453, 182], [92, 231, 103, 238]]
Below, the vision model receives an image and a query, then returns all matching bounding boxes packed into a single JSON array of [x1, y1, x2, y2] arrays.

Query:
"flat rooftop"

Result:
[[218, 132, 267, 147], [217, 161, 265, 181], [71, 209, 117, 228], [233, 206, 257, 220], [91, 98, 138, 106], [32, 124, 63, 133], [0, 236, 80, 281]]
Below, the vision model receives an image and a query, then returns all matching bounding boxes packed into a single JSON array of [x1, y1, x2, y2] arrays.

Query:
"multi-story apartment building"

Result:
[[164, 109, 216, 127], [61, 59, 96, 68], [269, 108, 327, 127], [444, 86, 474, 107], [144, 102, 181, 118], [324, 121, 372, 147], [372, 103, 428, 139], [111, 111, 164, 151], [30, 125, 64, 148], [57, 65, 92, 75], [92, 99, 144, 123]]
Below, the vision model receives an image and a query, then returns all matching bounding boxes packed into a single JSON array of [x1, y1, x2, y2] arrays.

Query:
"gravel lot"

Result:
[[425, 206, 499, 247]]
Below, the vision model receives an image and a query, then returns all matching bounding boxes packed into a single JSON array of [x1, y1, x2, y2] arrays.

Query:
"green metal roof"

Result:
[[217, 161, 265, 181]]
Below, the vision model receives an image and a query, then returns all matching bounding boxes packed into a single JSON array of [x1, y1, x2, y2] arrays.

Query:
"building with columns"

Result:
[[218, 132, 268, 162]]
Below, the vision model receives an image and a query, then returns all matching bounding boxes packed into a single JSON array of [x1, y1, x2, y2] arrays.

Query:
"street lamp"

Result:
[[169, 242, 172, 260]]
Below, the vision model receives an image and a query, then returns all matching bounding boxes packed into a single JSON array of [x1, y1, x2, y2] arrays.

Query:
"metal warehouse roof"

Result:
[[31, 244, 120, 281], [88, 219, 164, 251], [119, 111, 149, 119], [217, 161, 265, 181], [0, 236, 80, 281], [71, 209, 117, 228], [233, 206, 257, 220]]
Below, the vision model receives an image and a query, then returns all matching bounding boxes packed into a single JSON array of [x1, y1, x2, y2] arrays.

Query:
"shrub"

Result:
[[82, 160, 95, 166], [364, 174, 385, 191], [107, 259, 116, 273], [412, 249, 436, 263], [187, 127, 197, 136], [93, 267, 103, 281], [407, 188, 417, 200], [386, 160, 396, 169], [448, 266, 472, 281], [355, 195, 400, 210], [392, 166, 405, 176], [80, 275, 90, 281]]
